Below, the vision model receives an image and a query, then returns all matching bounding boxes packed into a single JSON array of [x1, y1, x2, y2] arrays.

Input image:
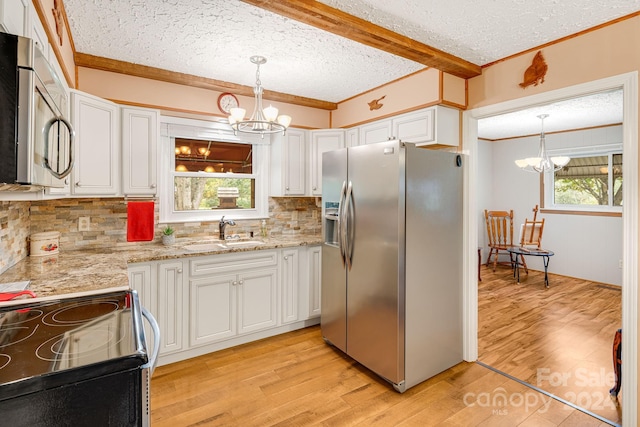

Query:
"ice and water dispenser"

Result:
[[324, 202, 339, 246]]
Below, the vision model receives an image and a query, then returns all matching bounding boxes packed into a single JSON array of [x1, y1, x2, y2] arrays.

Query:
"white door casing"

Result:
[[462, 72, 638, 426]]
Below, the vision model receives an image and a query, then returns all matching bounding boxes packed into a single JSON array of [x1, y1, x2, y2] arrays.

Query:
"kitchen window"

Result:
[[159, 117, 269, 223], [544, 146, 622, 213]]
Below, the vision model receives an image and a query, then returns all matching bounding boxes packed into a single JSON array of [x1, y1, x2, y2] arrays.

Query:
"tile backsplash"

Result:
[[1, 197, 321, 273], [0, 201, 30, 274]]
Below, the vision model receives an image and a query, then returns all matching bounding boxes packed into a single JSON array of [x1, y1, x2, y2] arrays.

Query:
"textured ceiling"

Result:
[[63, 0, 636, 138], [318, 0, 640, 66], [63, 0, 424, 103], [478, 89, 624, 140]]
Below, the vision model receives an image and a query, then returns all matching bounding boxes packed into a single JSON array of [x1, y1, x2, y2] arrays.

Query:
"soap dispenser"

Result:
[[260, 220, 267, 237]]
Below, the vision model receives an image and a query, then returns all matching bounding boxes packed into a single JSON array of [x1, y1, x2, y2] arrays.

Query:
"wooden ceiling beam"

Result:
[[241, 0, 481, 79], [75, 52, 338, 111]]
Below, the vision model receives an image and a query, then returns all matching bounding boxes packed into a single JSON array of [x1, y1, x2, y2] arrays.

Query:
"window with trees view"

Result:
[[173, 138, 255, 211], [159, 116, 269, 223], [549, 151, 622, 211]]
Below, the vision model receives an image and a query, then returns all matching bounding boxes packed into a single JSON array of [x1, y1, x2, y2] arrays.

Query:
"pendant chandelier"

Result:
[[514, 114, 570, 173], [228, 56, 291, 137]]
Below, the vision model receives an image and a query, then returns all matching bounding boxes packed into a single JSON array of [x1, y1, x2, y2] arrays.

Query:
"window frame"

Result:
[[543, 143, 623, 214], [159, 116, 270, 223]]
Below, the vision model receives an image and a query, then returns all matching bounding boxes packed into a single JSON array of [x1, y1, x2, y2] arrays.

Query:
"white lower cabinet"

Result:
[[308, 245, 322, 318], [281, 249, 299, 324], [157, 260, 186, 355], [190, 267, 278, 347], [237, 268, 278, 333], [190, 273, 237, 346], [128, 264, 153, 310], [129, 246, 321, 365]]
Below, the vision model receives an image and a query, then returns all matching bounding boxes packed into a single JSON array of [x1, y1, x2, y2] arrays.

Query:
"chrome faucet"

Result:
[[219, 216, 236, 240]]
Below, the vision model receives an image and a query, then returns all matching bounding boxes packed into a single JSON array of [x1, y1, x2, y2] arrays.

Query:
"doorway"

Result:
[[462, 72, 638, 426]]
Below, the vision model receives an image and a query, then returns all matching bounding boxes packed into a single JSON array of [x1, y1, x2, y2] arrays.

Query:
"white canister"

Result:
[[30, 231, 60, 256]]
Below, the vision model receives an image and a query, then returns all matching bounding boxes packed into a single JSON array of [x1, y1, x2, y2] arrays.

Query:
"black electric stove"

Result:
[[0, 290, 152, 426]]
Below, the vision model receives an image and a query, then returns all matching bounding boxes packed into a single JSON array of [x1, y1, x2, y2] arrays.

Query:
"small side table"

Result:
[[507, 247, 555, 288]]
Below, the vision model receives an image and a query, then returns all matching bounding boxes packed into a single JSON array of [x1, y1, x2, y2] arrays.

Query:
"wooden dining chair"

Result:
[[484, 209, 517, 271]]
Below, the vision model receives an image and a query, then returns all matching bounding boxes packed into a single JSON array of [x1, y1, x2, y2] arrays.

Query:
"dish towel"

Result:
[[127, 201, 155, 242]]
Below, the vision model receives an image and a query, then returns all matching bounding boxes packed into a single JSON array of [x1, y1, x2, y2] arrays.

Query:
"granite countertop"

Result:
[[0, 235, 322, 299]]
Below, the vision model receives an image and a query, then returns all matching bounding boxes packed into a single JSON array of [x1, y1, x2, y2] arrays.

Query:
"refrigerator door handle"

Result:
[[345, 181, 354, 270], [338, 181, 347, 266]]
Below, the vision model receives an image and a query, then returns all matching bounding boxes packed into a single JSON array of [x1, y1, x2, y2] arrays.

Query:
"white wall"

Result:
[[478, 125, 623, 286]]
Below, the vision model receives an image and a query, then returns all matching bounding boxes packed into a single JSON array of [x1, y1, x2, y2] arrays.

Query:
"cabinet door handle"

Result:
[[150, 184, 156, 188], [177, 269, 182, 274], [312, 186, 317, 190], [238, 280, 244, 285], [284, 256, 288, 260], [232, 280, 237, 286], [285, 186, 290, 190], [76, 182, 81, 187]]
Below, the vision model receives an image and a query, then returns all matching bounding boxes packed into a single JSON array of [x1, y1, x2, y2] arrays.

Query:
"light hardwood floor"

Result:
[[478, 264, 622, 425], [150, 267, 617, 427]]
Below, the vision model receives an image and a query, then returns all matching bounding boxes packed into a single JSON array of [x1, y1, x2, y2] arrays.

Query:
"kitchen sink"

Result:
[[183, 243, 227, 252], [182, 240, 265, 252], [223, 240, 265, 248]]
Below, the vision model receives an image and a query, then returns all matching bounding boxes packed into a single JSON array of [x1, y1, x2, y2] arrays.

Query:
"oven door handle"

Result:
[[141, 306, 161, 375]]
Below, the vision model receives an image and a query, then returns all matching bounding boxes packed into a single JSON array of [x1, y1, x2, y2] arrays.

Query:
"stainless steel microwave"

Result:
[[0, 32, 74, 191]]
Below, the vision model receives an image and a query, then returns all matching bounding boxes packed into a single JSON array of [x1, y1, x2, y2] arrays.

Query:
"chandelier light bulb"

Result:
[[277, 115, 292, 128], [551, 156, 570, 167], [515, 114, 570, 173], [229, 108, 245, 122], [263, 105, 279, 122]]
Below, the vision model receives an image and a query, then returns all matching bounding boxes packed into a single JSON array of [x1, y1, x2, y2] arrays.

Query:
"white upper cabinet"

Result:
[[71, 91, 120, 195], [394, 106, 460, 146], [393, 109, 435, 144], [345, 128, 359, 147], [27, 1, 48, 58], [270, 129, 306, 196], [71, 92, 159, 197], [0, 0, 28, 35], [356, 106, 460, 147], [122, 107, 158, 196], [310, 129, 345, 196], [359, 120, 393, 145]]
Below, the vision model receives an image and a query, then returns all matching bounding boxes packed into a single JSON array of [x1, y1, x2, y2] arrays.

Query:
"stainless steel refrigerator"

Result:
[[321, 139, 464, 393]]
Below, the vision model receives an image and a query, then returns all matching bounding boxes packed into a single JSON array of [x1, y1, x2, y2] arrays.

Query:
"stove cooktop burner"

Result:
[[42, 301, 120, 327], [0, 354, 9, 370], [36, 324, 127, 363], [0, 324, 39, 350]]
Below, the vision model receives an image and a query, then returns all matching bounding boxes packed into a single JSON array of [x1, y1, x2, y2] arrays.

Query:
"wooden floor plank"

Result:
[[151, 266, 620, 426], [478, 265, 621, 425]]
